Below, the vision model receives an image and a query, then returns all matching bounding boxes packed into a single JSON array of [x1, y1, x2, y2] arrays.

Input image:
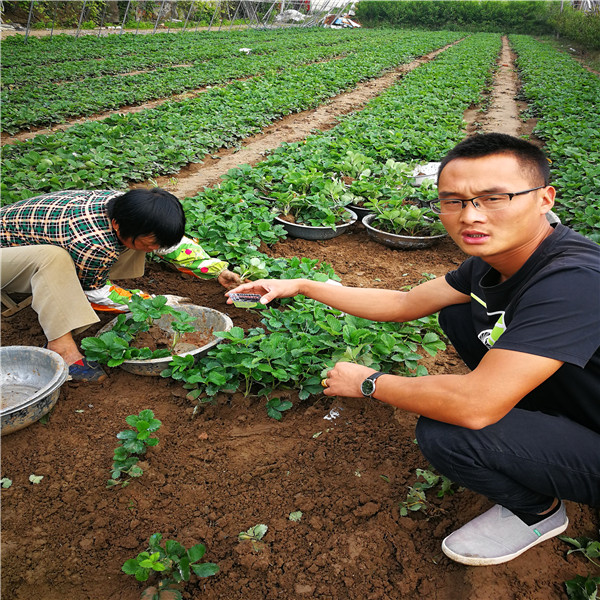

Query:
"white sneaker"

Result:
[[442, 502, 568, 566]]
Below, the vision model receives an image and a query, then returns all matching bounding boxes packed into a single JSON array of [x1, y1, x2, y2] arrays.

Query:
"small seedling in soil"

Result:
[[107, 409, 161, 489], [238, 524, 268, 553], [238, 524, 268, 542], [122, 532, 219, 600], [559, 535, 600, 569], [563, 574, 600, 600], [169, 310, 197, 351], [399, 467, 458, 516], [289, 511, 302, 522], [560, 532, 600, 597], [29, 474, 43, 484], [1, 477, 12, 489]]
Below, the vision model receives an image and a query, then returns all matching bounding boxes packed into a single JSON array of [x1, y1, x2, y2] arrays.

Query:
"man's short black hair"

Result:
[[107, 188, 185, 248], [438, 133, 550, 186]]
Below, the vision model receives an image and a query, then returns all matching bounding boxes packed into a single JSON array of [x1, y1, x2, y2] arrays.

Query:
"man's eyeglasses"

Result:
[[428, 186, 546, 214]]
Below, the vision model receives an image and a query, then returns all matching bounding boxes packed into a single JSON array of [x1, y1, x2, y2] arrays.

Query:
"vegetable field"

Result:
[[1, 26, 599, 600]]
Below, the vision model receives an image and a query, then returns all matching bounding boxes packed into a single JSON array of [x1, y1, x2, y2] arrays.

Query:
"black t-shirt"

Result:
[[445, 224, 600, 433]]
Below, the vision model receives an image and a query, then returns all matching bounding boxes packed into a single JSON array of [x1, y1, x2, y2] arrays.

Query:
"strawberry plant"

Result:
[[265, 398, 293, 421], [122, 532, 219, 600], [81, 330, 171, 368], [107, 410, 161, 489], [169, 311, 198, 351], [369, 202, 446, 237], [233, 256, 269, 282], [399, 467, 459, 516], [161, 295, 446, 419], [81, 296, 199, 366]]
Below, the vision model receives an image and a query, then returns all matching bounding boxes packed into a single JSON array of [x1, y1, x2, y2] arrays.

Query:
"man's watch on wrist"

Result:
[[361, 371, 385, 397]]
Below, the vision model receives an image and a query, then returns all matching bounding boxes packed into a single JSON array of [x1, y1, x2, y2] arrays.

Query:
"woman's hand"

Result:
[[217, 269, 243, 290]]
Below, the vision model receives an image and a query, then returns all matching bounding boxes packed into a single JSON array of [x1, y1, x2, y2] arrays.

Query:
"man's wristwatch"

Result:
[[361, 371, 385, 397]]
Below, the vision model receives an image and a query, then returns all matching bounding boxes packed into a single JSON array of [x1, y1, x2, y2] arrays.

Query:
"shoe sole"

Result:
[[441, 517, 569, 566]]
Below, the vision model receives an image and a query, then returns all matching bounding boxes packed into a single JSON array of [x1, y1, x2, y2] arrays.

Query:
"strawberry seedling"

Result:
[[108, 410, 161, 489], [122, 532, 219, 600], [82, 295, 200, 366]]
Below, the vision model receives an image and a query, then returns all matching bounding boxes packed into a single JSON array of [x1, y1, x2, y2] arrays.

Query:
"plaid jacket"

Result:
[[0, 190, 126, 290]]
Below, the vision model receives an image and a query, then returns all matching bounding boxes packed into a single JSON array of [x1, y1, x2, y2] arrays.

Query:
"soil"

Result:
[[1, 37, 599, 600]]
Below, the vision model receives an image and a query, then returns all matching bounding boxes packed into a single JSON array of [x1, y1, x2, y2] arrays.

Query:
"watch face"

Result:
[[361, 378, 376, 396]]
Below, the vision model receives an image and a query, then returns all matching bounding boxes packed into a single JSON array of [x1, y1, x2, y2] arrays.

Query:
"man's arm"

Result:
[[324, 349, 564, 429], [227, 276, 469, 322]]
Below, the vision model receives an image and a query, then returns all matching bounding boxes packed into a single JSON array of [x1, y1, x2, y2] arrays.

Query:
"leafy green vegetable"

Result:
[[107, 410, 161, 489]]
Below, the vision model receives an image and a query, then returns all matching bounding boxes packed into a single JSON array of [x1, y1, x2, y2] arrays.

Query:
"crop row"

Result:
[[157, 34, 503, 406], [1, 28, 362, 86], [2, 30, 446, 133], [1, 41, 350, 132], [1, 26, 358, 68], [180, 32, 501, 267], [509, 35, 600, 242], [1, 30, 462, 205]]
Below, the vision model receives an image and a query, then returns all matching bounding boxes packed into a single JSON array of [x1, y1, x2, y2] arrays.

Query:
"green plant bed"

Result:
[[363, 212, 447, 250], [81, 297, 233, 376]]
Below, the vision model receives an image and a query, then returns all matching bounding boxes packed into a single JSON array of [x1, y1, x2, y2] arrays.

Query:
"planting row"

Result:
[[509, 35, 600, 242], [1, 40, 350, 132], [1, 30, 462, 205], [2, 30, 452, 133], [1, 28, 356, 84], [115, 33, 501, 410], [1, 26, 358, 68], [180, 32, 502, 267]]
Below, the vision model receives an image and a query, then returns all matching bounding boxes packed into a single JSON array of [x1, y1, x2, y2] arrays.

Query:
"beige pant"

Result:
[[1, 245, 146, 341]]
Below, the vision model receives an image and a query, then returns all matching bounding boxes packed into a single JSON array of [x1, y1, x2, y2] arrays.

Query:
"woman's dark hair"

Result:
[[107, 188, 185, 248], [438, 133, 550, 186]]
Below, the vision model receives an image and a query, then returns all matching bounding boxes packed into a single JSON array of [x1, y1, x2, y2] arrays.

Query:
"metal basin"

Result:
[[275, 209, 357, 240], [96, 304, 233, 376], [362, 213, 447, 250], [0, 346, 69, 435]]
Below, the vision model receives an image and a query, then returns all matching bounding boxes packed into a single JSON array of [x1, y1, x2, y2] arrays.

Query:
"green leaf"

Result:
[[187, 543, 207, 563], [121, 559, 140, 575], [191, 562, 220, 578], [165, 539, 186, 558]]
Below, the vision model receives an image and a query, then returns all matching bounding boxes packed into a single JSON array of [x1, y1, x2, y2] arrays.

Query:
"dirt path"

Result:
[[1, 36, 597, 600], [138, 44, 454, 197]]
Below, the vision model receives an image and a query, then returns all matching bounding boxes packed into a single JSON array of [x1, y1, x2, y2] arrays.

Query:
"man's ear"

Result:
[[539, 186, 556, 215]]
